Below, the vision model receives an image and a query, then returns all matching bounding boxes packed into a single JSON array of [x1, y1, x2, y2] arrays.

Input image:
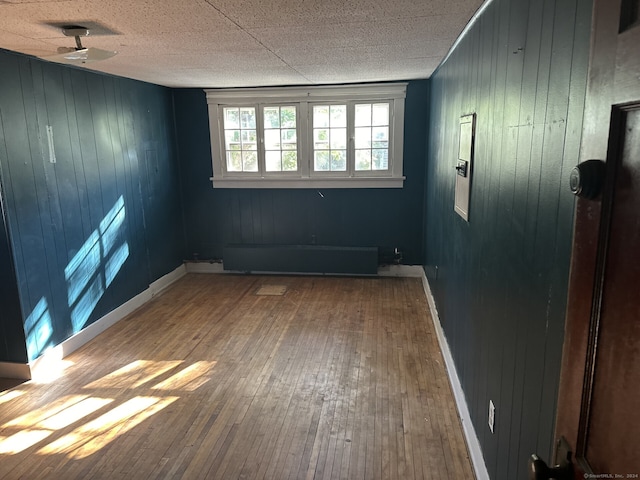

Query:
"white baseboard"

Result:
[[0, 264, 188, 381], [0, 361, 32, 380], [420, 268, 490, 480], [150, 263, 187, 296], [377, 264, 423, 277], [185, 261, 225, 273]]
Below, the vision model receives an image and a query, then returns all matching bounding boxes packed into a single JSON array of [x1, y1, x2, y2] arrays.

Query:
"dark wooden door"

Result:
[[554, 0, 640, 477]]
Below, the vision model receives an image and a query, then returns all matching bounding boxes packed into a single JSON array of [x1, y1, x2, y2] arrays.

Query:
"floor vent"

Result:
[[255, 285, 288, 296]]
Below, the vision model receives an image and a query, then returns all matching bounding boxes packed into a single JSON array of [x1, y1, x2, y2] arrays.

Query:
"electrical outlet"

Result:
[[488, 400, 495, 433]]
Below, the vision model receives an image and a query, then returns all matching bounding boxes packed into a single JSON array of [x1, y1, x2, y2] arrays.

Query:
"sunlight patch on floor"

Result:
[[0, 359, 212, 460], [0, 390, 25, 405]]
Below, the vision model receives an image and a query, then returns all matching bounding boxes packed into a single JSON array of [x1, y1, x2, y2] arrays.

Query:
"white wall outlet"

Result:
[[488, 400, 495, 433]]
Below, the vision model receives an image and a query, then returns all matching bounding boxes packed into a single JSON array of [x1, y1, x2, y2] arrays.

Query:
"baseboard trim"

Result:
[[150, 264, 187, 296], [377, 264, 423, 277], [185, 261, 225, 273], [184, 261, 423, 278], [420, 268, 489, 480], [0, 361, 32, 380], [23, 264, 187, 380]]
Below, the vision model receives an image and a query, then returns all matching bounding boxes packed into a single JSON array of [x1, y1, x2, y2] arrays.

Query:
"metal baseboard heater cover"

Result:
[[223, 245, 378, 275]]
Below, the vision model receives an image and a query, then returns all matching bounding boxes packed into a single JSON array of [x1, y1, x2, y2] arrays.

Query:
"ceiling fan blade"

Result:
[[44, 47, 117, 64]]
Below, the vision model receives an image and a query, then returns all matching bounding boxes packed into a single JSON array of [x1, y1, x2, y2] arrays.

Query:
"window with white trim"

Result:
[[205, 83, 406, 188]]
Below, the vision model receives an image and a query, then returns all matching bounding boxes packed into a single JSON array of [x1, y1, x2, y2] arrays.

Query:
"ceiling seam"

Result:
[[202, 0, 314, 84]]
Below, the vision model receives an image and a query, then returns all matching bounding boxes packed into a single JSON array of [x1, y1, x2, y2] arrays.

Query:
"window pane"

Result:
[[224, 108, 240, 128], [372, 126, 389, 148], [330, 105, 347, 127], [240, 108, 256, 129], [355, 104, 371, 127], [330, 128, 347, 149], [243, 151, 258, 171], [314, 129, 329, 150], [281, 129, 297, 149], [372, 149, 388, 170], [281, 106, 296, 128], [330, 150, 347, 171], [227, 151, 242, 171], [264, 129, 280, 150], [313, 106, 329, 127], [355, 127, 371, 149], [372, 103, 389, 126], [241, 130, 257, 150], [356, 150, 372, 170], [265, 151, 281, 171], [315, 151, 330, 171], [264, 107, 280, 128], [225, 130, 241, 150], [283, 151, 297, 171]]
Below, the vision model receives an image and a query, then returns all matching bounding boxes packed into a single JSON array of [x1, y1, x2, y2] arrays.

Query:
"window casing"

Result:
[[206, 84, 406, 188]]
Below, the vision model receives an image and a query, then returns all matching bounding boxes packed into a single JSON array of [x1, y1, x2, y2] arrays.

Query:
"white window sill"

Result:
[[209, 176, 405, 189]]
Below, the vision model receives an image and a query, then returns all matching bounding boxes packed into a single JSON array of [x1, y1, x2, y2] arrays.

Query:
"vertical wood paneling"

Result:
[[173, 82, 428, 265], [0, 175, 27, 363], [424, 1, 591, 479], [0, 48, 186, 362]]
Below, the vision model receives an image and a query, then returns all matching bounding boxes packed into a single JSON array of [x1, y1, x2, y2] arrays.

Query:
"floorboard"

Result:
[[0, 274, 474, 479]]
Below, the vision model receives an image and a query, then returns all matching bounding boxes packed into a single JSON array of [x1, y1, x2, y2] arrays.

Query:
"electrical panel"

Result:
[[455, 113, 475, 221]]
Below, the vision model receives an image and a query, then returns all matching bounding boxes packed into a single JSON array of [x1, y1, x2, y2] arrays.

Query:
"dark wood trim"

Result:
[[573, 107, 624, 472]]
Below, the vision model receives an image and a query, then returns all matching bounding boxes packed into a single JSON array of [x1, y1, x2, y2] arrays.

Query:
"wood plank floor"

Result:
[[0, 274, 474, 479]]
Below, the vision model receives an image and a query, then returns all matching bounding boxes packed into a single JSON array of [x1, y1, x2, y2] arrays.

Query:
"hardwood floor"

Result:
[[0, 274, 474, 479]]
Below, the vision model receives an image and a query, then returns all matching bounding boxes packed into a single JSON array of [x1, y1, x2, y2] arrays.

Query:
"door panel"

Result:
[[553, 0, 640, 477]]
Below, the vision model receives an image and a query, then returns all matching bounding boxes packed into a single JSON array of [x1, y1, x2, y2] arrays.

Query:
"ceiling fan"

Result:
[[44, 25, 117, 64]]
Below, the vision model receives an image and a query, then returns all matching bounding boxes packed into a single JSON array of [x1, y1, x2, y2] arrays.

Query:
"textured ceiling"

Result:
[[0, 0, 485, 88]]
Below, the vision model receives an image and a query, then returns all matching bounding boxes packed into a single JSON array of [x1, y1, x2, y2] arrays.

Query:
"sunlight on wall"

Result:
[[22, 196, 132, 361], [24, 297, 53, 361], [65, 195, 129, 334]]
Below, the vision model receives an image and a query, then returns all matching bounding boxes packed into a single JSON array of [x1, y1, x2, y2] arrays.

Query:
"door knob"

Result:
[[528, 453, 573, 480], [569, 159, 606, 199]]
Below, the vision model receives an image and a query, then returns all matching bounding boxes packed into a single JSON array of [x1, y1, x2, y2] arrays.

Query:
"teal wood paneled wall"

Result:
[[0, 49, 185, 363], [0, 181, 27, 363], [423, 0, 592, 478]]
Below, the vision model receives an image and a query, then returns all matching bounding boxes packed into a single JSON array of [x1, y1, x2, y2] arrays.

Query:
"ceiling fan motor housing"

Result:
[[62, 26, 90, 37]]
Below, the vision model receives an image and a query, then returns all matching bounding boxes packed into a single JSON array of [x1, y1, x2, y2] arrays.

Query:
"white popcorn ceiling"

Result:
[[0, 0, 485, 88]]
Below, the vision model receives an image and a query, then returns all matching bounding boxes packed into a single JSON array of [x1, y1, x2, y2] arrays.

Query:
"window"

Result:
[[354, 103, 390, 172], [221, 105, 299, 175], [206, 83, 406, 188], [263, 106, 298, 172], [312, 104, 347, 172], [222, 107, 258, 172]]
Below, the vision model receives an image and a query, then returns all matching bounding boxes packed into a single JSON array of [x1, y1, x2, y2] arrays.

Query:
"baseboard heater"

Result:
[[223, 245, 378, 275]]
